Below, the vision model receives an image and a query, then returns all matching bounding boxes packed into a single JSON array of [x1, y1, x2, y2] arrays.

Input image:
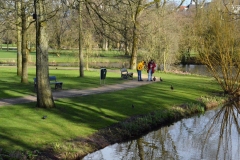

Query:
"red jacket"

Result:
[[147, 61, 156, 73]]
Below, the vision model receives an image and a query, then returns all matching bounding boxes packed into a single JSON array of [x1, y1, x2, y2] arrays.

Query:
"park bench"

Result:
[[33, 76, 63, 90], [120, 68, 133, 80]]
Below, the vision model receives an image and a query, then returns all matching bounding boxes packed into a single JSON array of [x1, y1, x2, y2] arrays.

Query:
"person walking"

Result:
[[147, 60, 156, 81], [137, 60, 146, 81]]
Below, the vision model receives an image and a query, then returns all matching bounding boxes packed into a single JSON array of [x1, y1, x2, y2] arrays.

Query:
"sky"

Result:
[[174, 0, 212, 6], [177, 0, 191, 5], [148, 0, 194, 6], [148, 0, 212, 7]]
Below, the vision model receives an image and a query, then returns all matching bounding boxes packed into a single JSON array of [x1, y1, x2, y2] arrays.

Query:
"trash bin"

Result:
[[100, 68, 107, 80]]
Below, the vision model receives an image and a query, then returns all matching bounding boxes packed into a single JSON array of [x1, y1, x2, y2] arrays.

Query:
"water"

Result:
[[83, 105, 240, 160], [176, 64, 209, 76]]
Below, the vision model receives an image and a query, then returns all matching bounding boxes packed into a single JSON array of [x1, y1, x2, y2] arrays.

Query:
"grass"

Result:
[[0, 66, 223, 156], [0, 66, 125, 99], [0, 49, 131, 64]]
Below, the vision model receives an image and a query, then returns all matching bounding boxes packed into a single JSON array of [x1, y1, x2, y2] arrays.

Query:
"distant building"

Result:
[[178, 0, 211, 11], [232, 5, 240, 13]]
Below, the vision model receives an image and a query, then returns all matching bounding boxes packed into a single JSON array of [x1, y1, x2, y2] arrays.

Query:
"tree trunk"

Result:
[[130, 23, 138, 69], [124, 43, 129, 56], [21, 6, 28, 84], [79, 1, 84, 77], [35, 0, 55, 108], [130, 0, 142, 69], [102, 38, 108, 51], [86, 54, 89, 70], [124, 31, 129, 55], [57, 34, 61, 50], [16, 0, 22, 76], [6, 31, 9, 52]]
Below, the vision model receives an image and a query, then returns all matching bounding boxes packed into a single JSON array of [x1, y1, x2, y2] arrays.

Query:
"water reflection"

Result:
[[83, 100, 240, 160], [176, 64, 210, 76], [201, 100, 240, 160]]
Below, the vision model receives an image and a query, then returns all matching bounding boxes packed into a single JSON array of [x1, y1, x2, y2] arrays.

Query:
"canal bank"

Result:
[[77, 96, 226, 159]]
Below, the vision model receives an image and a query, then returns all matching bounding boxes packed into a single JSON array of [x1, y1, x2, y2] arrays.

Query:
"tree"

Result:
[[85, 0, 168, 69], [83, 29, 96, 70], [194, 1, 240, 96], [85, 0, 132, 55], [78, 0, 84, 77], [127, 0, 185, 69], [16, 0, 22, 76], [20, 0, 30, 84], [34, 0, 55, 108], [141, 2, 182, 71], [0, 0, 22, 76], [129, 0, 142, 69], [47, 1, 76, 50]]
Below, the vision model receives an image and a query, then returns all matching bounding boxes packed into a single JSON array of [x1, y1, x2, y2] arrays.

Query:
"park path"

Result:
[[0, 74, 156, 107]]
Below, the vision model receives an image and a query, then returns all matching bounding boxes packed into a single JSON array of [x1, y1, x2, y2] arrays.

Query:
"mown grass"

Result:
[[0, 66, 223, 156], [0, 49, 130, 64], [0, 66, 125, 99]]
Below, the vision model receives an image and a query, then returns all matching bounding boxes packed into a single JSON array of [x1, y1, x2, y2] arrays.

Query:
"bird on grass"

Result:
[[170, 85, 174, 91], [42, 115, 47, 119], [160, 77, 163, 82], [132, 104, 134, 109], [153, 76, 156, 81]]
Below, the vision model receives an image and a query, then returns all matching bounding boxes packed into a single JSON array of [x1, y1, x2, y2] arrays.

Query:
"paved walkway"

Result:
[[0, 74, 156, 107]]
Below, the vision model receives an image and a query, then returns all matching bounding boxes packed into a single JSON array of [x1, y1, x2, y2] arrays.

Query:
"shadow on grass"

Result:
[[0, 68, 223, 159]]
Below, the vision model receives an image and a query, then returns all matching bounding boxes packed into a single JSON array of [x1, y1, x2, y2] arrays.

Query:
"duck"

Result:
[[42, 115, 47, 119], [153, 76, 156, 81]]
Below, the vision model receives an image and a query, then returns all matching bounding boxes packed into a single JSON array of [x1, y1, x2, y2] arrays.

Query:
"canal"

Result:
[[83, 103, 239, 160]]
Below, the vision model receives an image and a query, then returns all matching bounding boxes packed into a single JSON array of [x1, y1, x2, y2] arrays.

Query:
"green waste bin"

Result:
[[100, 68, 107, 79]]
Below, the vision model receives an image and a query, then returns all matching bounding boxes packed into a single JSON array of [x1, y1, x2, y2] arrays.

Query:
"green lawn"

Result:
[[0, 50, 17, 59], [0, 66, 222, 153], [0, 49, 131, 64], [0, 66, 126, 99]]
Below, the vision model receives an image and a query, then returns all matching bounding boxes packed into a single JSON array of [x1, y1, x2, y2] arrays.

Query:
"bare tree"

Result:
[[194, 1, 240, 96], [141, 2, 181, 71], [20, 0, 31, 84], [0, 0, 20, 74], [16, 0, 22, 76], [34, 0, 55, 108], [78, 0, 84, 77], [47, 1, 76, 50], [83, 30, 96, 70]]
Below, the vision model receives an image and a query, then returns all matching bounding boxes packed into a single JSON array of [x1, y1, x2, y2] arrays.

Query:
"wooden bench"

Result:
[[120, 68, 133, 80], [34, 76, 63, 90]]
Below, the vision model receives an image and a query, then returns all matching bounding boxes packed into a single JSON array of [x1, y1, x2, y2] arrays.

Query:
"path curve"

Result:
[[0, 74, 157, 107]]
